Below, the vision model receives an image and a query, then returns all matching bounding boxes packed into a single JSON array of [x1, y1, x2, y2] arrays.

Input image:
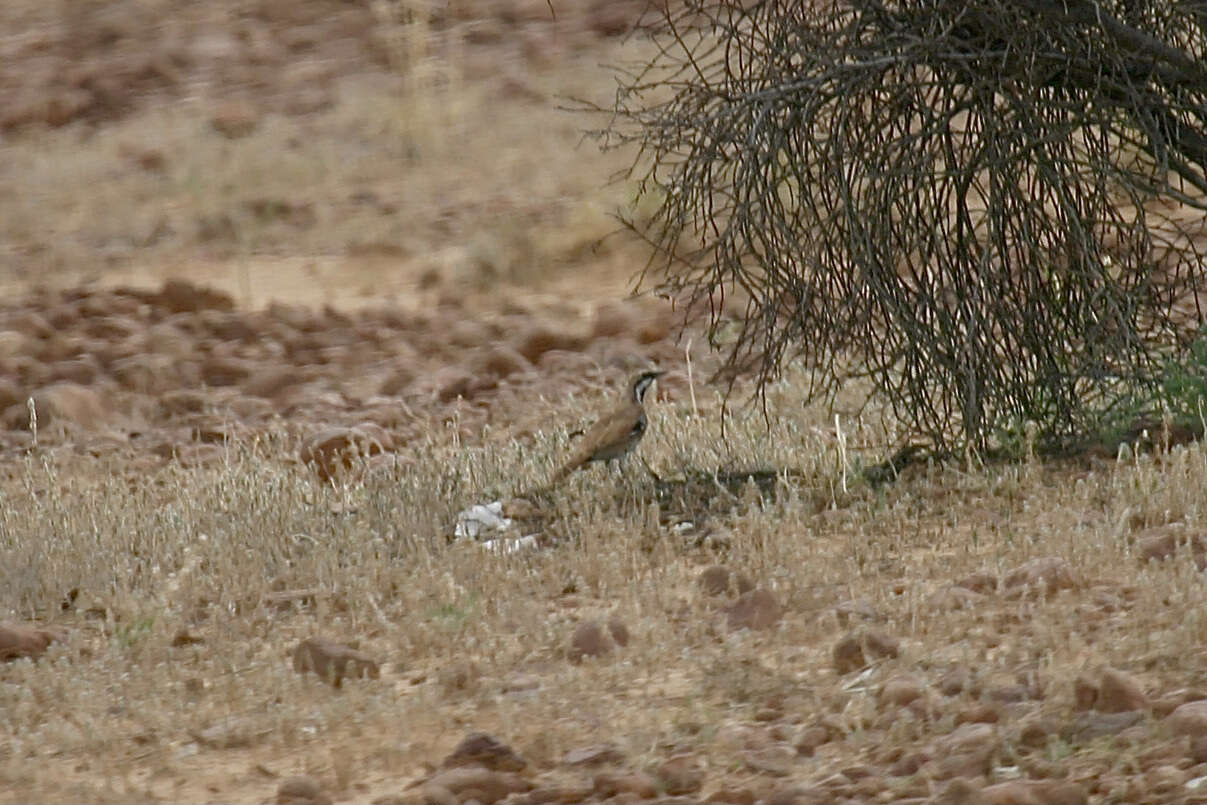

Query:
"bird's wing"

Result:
[[553, 409, 630, 479]]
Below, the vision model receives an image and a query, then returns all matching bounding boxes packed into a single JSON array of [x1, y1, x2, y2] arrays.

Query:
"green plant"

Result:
[[1160, 326, 1207, 427]]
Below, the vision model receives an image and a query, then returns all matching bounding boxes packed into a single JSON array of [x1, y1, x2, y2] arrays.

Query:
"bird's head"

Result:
[[631, 370, 665, 404]]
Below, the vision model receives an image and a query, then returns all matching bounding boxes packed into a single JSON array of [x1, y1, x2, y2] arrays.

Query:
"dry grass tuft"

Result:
[[2, 384, 1205, 802]]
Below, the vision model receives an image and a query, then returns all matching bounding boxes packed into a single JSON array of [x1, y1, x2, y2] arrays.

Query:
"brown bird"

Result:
[[551, 370, 664, 483]]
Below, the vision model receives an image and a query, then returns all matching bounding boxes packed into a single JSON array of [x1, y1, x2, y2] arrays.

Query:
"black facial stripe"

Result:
[[633, 373, 659, 403]]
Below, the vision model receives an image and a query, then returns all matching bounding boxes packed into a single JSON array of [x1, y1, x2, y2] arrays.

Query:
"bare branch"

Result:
[[602, 0, 1207, 452]]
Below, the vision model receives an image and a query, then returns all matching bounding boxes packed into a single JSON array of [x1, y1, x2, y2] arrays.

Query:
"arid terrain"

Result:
[[1, 2, 1206, 804]]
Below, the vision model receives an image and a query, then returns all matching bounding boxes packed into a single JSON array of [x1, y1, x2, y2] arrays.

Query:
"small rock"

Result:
[[1137, 526, 1207, 569], [586, 4, 632, 36], [607, 617, 631, 647], [516, 324, 584, 364], [1021, 758, 1067, 780], [698, 565, 734, 596], [170, 628, 204, 647], [569, 621, 612, 661], [939, 666, 971, 696], [879, 674, 926, 708], [423, 767, 531, 804], [443, 732, 526, 772], [210, 100, 261, 138], [1016, 716, 1061, 749], [1168, 699, 1207, 737], [156, 279, 234, 313], [520, 783, 594, 804], [832, 629, 900, 674], [740, 744, 797, 776], [889, 750, 930, 777], [724, 589, 783, 631], [762, 783, 830, 805], [0, 622, 61, 661], [592, 771, 657, 799], [933, 776, 984, 805], [705, 785, 756, 804], [120, 143, 168, 173], [563, 742, 625, 767], [955, 703, 1001, 725], [957, 570, 999, 593], [834, 638, 866, 676], [1097, 667, 1149, 713], [656, 754, 704, 795], [935, 723, 998, 759], [291, 638, 380, 688], [276, 775, 332, 805], [1072, 673, 1099, 711], [793, 725, 831, 757], [1152, 687, 1206, 717], [932, 750, 993, 781], [1003, 557, 1077, 596], [753, 704, 782, 722]]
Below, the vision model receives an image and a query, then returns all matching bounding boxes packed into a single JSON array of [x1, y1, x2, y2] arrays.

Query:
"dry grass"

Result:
[[1, 378, 1205, 803]]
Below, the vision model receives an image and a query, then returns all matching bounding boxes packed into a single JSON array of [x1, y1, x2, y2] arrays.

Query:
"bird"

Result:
[[550, 370, 665, 483]]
